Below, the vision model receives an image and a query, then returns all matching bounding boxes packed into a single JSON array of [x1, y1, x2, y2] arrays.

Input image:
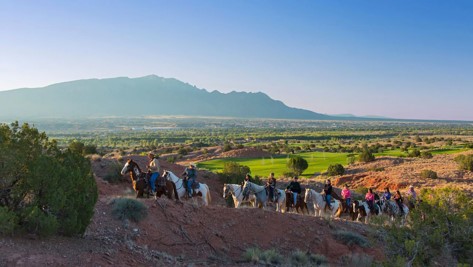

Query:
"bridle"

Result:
[[164, 171, 184, 190]]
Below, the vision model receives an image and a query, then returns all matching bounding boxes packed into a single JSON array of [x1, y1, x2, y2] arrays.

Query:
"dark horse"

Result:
[[285, 191, 308, 214], [121, 159, 178, 199]]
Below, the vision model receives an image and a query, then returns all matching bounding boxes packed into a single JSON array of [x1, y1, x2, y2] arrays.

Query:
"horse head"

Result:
[[121, 159, 134, 175], [223, 183, 229, 198], [352, 200, 360, 214], [304, 188, 312, 203]]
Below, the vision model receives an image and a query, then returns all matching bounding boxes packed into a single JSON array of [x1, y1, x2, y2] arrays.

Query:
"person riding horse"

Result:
[[286, 176, 302, 207], [341, 184, 351, 213], [242, 173, 253, 201], [365, 188, 376, 213], [383, 187, 392, 201], [147, 153, 161, 196], [266, 173, 277, 202], [406, 185, 418, 208], [323, 179, 333, 211], [182, 163, 197, 198], [394, 190, 404, 215]]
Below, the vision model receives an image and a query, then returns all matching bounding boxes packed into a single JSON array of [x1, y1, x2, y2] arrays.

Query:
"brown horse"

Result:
[[120, 159, 178, 199], [285, 191, 308, 214]]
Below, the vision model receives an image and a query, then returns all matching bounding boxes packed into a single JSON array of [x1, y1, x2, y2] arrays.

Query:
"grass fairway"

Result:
[[197, 152, 350, 178]]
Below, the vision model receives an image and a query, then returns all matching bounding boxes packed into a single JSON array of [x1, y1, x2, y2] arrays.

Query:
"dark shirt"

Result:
[[286, 181, 301, 194], [324, 184, 332, 195], [268, 178, 276, 187], [183, 168, 196, 180], [394, 193, 403, 202]]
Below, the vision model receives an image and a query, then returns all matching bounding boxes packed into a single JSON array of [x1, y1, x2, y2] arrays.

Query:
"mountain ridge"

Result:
[[0, 75, 332, 120]]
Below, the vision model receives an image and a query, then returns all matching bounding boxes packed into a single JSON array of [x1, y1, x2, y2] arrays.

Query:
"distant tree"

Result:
[[83, 144, 97, 155], [415, 136, 423, 143], [408, 149, 421, 158], [287, 156, 308, 176], [223, 142, 233, 152], [327, 164, 345, 176], [454, 155, 473, 171], [420, 151, 433, 159], [358, 146, 375, 163], [219, 162, 256, 185], [68, 140, 85, 155], [420, 169, 438, 179]]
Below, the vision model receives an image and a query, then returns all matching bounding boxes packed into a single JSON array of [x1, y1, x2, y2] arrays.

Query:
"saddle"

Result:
[[157, 176, 166, 187]]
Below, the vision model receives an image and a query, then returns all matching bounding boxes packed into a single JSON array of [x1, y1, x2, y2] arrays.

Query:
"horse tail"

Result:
[[335, 203, 342, 218], [281, 193, 286, 213], [172, 181, 179, 201], [205, 184, 212, 205]]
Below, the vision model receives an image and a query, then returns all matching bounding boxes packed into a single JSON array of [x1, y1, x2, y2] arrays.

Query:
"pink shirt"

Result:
[[365, 193, 374, 201], [341, 189, 351, 199]]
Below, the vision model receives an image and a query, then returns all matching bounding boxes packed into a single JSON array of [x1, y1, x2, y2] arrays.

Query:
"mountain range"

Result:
[[0, 75, 332, 120]]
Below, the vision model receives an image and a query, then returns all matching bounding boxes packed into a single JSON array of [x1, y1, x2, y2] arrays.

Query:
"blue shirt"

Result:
[[383, 192, 391, 200]]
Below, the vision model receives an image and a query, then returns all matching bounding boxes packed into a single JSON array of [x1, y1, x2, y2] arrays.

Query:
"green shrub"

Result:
[[242, 247, 262, 263], [334, 230, 369, 248], [420, 169, 438, 179], [310, 254, 328, 266], [287, 156, 309, 176], [290, 250, 309, 266], [340, 253, 374, 267], [260, 249, 284, 265], [420, 151, 433, 159], [0, 122, 97, 237], [408, 149, 421, 158], [354, 187, 369, 196], [327, 164, 345, 176], [83, 144, 97, 155], [21, 206, 58, 237], [111, 198, 148, 222], [454, 154, 473, 171], [359, 147, 375, 163], [0, 207, 18, 235], [218, 162, 258, 185], [384, 187, 473, 265]]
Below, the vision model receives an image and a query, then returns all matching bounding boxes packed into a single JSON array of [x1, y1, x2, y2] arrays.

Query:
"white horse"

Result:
[[162, 170, 211, 206], [352, 200, 382, 223], [304, 188, 342, 218], [242, 181, 286, 213], [223, 183, 256, 208], [379, 199, 409, 224]]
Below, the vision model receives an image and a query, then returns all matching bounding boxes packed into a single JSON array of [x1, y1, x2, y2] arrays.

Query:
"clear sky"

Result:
[[1, 1, 472, 120]]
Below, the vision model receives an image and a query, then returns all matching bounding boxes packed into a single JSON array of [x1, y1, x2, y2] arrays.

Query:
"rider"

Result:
[[286, 176, 301, 207], [394, 190, 404, 215], [242, 173, 253, 201], [365, 188, 375, 213], [383, 187, 392, 201], [323, 179, 333, 210], [182, 163, 197, 198], [266, 173, 277, 202], [341, 184, 351, 213], [147, 153, 161, 196], [406, 185, 417, 204]]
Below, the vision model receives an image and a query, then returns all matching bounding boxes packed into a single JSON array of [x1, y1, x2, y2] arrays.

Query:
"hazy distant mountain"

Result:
[[0, 75, 331, 120], [331, 114, 391, 119]]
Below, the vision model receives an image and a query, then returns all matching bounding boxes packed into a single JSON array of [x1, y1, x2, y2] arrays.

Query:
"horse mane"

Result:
[[128, 159, 142, 173]]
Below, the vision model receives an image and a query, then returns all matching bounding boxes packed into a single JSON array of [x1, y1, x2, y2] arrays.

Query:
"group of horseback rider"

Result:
[[335, 181, 418, 215], [242, 172, 418, 215], [242, 172, 302, 207], [145, 153, 198, 198]]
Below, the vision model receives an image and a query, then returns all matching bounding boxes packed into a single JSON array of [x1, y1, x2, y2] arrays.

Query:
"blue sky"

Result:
[[1, 1, 472, 120]]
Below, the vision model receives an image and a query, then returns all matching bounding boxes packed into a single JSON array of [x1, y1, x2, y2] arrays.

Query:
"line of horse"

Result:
[[120, 159, 211, 206], [121, 159, 410, 224], [226, 181, 410, 224]]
